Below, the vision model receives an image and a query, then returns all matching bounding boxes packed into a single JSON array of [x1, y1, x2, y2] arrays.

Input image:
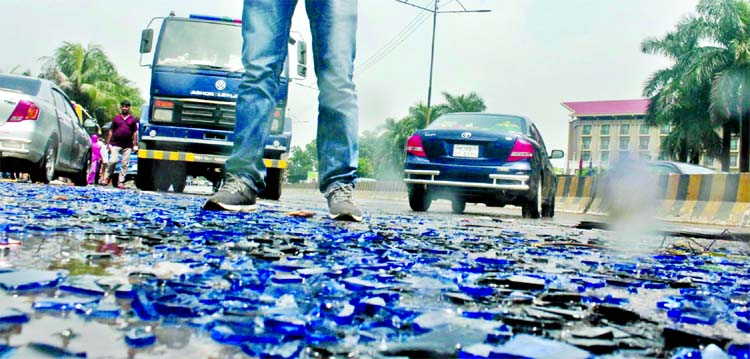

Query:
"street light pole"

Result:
[[394, 0, 491, 126], [426, 0, 438, 126]]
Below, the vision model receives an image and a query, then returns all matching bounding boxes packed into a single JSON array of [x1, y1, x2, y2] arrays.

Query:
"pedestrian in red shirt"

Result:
[[101, 100, 138, 188]]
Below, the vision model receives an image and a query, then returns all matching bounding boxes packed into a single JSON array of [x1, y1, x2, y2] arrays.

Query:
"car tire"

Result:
[[259, 168, 283, 200], [542, 190, 555, 218], [172, 176, 187, 193], [451, 199, 466, 214], [72, 150, 91, 187], [408, 184, 431, 212], [522, 178, 542, 219], [31, 140, 57, 184]]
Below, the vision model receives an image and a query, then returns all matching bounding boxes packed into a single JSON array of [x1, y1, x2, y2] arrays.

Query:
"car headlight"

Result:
[[153, 109, 174, 123]]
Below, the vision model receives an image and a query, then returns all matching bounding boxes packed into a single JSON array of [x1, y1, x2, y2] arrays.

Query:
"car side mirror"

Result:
[[549, 150, 564, 159], [140, 29, 154, 54], [296, 40, 308, 78]]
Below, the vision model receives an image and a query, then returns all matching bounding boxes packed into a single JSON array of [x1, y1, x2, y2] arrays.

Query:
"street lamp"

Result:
[[394, 0, 491, 125]]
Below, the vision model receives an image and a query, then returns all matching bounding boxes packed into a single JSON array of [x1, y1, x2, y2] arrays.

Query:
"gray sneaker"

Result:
[[325, 183, 363, 222], [203, 174, 257, 212]]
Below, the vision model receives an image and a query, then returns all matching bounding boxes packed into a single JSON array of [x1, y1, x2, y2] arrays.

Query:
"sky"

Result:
[[0, 0, 700, 165]]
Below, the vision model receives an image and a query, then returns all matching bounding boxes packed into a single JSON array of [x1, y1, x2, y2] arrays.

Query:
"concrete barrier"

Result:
[[554, 176, 596, 214]]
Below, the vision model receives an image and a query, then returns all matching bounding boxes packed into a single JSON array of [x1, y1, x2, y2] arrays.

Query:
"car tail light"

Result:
[[507, 138, 534, 161], [7, 100, 40, 122], [154, 100, 174, 109], [406, 134, 426, 157]]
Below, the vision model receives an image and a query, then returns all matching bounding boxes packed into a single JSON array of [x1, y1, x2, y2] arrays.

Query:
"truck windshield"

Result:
[[156, 19, 244, 71]]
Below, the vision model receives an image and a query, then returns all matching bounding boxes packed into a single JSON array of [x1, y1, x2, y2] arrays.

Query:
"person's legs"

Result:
[[118, 148, 132, 186], [88, 159, 99, 184], [306, 0, 361, 220], [205, 0, 296, 211], [105, 146, 122, 184]]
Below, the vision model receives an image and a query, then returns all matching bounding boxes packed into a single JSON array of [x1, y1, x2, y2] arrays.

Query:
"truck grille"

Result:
[[178, 101, 236, 130]]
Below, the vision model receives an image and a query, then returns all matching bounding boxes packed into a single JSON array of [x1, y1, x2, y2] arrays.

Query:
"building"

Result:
[[562, 99, 740, 174]]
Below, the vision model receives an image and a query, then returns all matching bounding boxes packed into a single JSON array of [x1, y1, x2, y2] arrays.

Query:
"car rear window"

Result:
[[429, 114, 527, 134], [0, 75, 41, 96]]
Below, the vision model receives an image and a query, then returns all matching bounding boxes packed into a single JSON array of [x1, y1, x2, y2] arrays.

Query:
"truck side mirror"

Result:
[[140, 29, 154, 54], [296, 40, 307, 78], [549, 150, 565, 159]]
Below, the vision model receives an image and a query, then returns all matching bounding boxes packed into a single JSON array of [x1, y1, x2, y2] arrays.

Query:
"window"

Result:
[[600, 125, 610, 135], [660, 124, 670, 135], [730, 154, 738, 167], [620, 124, 630, 135], [731, 137, 739, 151], [601, 152, 610, 163], [582, 137, 592, 150], [582, 125, 592, 135], [639, 137, 650, 150], [640, 124, 650, 135], [639, 152, 651, 160], [600, 137, 610, 150], [619, 137, 630, 150], [582, 152, 591, 161]]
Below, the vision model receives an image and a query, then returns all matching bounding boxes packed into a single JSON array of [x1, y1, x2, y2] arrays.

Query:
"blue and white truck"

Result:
[[136, 13, 306, 198]]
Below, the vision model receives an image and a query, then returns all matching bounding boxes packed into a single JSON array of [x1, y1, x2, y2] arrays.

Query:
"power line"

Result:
[[355, 1, 435, 75]]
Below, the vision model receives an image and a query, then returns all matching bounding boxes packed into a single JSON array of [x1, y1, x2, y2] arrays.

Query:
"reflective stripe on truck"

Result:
[[138, 149, 288, 169]]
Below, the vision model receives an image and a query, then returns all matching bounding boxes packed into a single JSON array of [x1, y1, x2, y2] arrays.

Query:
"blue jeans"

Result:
[[225, 0, 359, 194]]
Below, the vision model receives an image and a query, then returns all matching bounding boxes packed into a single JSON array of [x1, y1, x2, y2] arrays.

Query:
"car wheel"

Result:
[[31, 140, 58, 184], [451, 199, 466, 214], [72, 150, 91, 186], [259, 168, 283, 200], [172, 176, 187, 193], [522, 179, 542, 219], [542, 189, 555, 218], [408, 184, 431, 212]]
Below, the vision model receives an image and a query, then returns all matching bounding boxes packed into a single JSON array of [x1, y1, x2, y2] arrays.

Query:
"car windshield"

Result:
[[672, 162, 717, 174], [156, 19, 244, 71], [0, 75, 40, 96], [428, 114, 527, 134]]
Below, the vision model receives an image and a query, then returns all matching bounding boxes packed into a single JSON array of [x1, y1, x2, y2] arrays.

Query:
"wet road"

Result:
[[0, 182, 749, 358]]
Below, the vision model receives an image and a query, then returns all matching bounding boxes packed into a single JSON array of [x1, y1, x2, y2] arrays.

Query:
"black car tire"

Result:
[[541, 191, 555, 218], [259, 168, 283, 200], [522, 179, 542, 219], [172, 176, 187, 193], [408, 184, 431, 212], [31, 140, 57, 184], [451, 199, 466, 214], [72, 150, 91, 187]]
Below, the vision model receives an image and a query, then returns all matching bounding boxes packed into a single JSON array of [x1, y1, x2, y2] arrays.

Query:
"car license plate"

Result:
[[453, 144, 479, 158]]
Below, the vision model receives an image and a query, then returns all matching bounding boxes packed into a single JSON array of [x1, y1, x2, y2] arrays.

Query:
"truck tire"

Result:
[[260, 168, 283, 200], [136, 159, 155, 191]]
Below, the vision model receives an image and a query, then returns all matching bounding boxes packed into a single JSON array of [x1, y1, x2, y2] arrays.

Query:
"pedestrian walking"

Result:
[[102, 100, 138, 189], [204, 0, 362, 221], [88, 135, 103, 185]]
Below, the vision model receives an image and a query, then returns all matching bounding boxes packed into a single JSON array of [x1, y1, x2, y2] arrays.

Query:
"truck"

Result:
[[136, 13, 307, 199]]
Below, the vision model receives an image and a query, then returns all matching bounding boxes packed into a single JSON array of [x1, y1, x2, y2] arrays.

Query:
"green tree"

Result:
[[642, 0, 750, 170], [287, 141, 318, 183], [40, 42, 144, 125]]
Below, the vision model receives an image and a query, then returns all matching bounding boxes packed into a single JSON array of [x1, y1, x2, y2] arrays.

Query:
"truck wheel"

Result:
[[72, 150, 91, 186], [136, 159, 155, 191], [408, 184, 431, 212], [260, 168, 283, 200], [31, 140, 57, 184]]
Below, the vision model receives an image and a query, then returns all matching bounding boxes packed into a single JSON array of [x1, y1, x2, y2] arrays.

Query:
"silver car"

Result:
[[0, 74, 91, 184]]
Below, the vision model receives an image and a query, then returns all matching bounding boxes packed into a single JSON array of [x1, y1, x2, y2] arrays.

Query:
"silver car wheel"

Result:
[[44, 145, 57, 182]]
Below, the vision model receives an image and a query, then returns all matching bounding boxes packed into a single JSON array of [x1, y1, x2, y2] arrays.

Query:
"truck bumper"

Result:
[[137, 149, 287, 169]]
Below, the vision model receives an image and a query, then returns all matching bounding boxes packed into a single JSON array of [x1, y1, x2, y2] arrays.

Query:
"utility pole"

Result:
[[395, 0, 491, 125]]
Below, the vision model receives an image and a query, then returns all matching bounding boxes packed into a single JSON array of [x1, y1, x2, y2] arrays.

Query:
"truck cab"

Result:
[[137, 13, 306, 198]]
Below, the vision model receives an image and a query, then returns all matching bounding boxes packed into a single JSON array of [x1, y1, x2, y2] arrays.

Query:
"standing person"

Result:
[[204, 0, 362, 221], [88, 135, 102, 185], [103, 100, 138, 189]]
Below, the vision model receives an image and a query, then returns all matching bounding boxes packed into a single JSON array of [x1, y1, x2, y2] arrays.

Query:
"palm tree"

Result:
[[40, 42, 143, 125], [441, 92, 487, 113], [642, 0, 750, 171]]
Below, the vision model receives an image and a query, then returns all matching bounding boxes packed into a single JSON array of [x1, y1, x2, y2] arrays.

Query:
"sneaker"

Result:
[[117, 183, 125, 189], [203, 174, 257, 212], [325, 183, 363, 222]]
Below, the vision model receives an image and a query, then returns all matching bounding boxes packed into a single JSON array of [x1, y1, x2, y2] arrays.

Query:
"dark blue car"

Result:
[[403, 112, 564, 218]]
